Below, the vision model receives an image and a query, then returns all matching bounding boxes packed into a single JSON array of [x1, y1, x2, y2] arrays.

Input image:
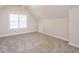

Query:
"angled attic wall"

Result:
[[28, 5, 70, 19], [29, 5, 69, 41]]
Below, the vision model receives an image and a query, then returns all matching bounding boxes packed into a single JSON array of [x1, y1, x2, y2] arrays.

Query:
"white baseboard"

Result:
[[0, 31, 36, 37], [69, 42, 79, 48], [50, 34, 68, 41], [38, 32, 79, 48], [38, 31, 68, 41]]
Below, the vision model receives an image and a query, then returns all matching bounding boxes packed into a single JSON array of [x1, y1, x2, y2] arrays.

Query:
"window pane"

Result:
[[19, 15, 27, 28], [10, 14, 18, 29]]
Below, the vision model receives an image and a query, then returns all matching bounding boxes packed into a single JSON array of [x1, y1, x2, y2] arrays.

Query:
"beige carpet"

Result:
[[0, 32, 79, 53]]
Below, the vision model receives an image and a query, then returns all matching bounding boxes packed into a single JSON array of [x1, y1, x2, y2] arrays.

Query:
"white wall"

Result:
[[69, 6, 79, 47], [38, 18, 68, 41], [0, 6, 69, 42], [0, 6, 37, 37], [29, 5, 69, 41]]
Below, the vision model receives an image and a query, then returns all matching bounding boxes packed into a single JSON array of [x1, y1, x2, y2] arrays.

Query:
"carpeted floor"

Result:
[[0, 32, 79, 53]]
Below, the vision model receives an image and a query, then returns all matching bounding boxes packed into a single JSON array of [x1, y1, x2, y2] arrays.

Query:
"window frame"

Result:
[[9, 14, 27, 29]]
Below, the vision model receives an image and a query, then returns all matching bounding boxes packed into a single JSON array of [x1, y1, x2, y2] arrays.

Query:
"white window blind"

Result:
[[19, 15, 27, 28], [10, 14, 18, 29], [10, 14, 27, 29]]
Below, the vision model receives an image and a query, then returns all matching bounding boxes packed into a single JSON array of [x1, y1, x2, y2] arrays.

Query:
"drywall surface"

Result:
[[38, 19, 68, 41], [28, 5, 70, 19], [0, 6, 37, 37], [69, 6, 79, 47]]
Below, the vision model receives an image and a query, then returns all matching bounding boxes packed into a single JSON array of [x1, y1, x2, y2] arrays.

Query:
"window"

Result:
[[19, 15, 27, 28], [10, 14, 27, 29]]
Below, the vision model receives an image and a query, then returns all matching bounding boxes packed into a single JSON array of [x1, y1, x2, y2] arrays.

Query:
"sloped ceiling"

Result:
[[27, 5, 71, 19], [0, 5, 72, 19]]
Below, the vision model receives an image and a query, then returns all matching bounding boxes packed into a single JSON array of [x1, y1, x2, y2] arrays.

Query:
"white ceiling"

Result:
[[0, 5, 75, 19], [28, 5, 71, 19]]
